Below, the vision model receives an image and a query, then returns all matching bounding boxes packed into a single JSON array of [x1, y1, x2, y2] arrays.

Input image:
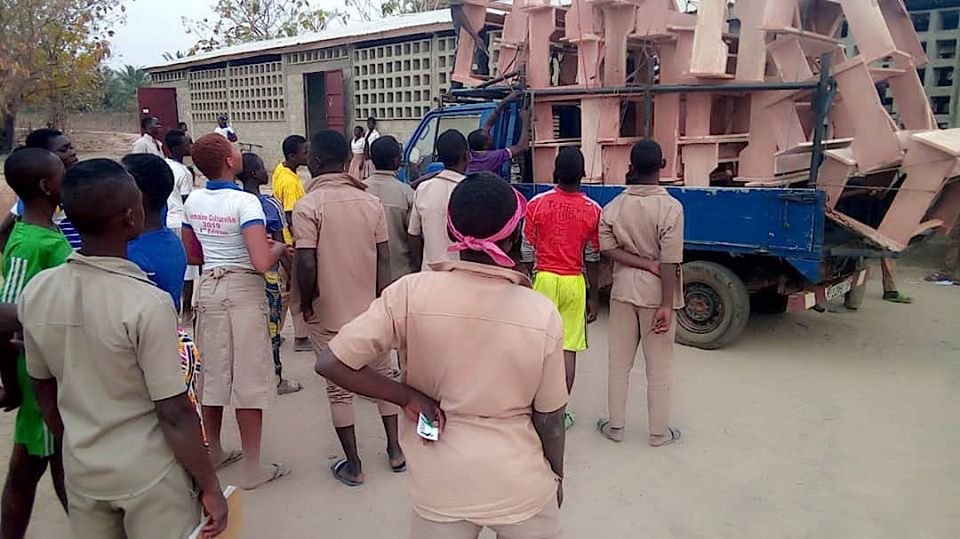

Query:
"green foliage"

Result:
[[346, 0, 444, 21], [100, 65, 149, 112], [0, 0, 124, 146], [182, 0, 339, 55]]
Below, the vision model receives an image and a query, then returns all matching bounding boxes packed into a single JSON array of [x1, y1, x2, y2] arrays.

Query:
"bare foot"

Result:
[[649, 427, 682, 447], [242, 463, 291, 490]]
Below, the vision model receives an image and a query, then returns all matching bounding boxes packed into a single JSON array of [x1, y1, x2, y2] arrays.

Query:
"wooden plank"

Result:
[[878, 138, 958, 245], [826, 207, 906, 251], [685, 93, 712, 136], [832, 59, 902, 172], [603, 144, 632, 185], [580, 97, 620, 181], [689, 0, 729, 77], [886, 52, 936, 130], [653, 93, 681, 180], [834, 0, 898, 63], [878, 0, 928, 67], [452, 3, 489, 85], [909, 128, 960, 158], [526, 6, 556, 88], [768, 36, 814, 82], [734, 0, 768, 82], [678, 134, 750, 144], [682, 143, 719, 187], [632, 0, 675, 38], [820, 150, 857, 209], [739, 96, 778, 179], [601, 3, 637, 86], [532, 146, 558, 183]]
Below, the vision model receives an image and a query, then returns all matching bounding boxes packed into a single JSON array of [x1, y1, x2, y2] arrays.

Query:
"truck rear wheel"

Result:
[[677, 261, 750, 350]]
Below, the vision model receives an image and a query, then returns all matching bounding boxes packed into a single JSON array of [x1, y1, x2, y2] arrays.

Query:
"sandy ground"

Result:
[[1, 262, 958, 538]]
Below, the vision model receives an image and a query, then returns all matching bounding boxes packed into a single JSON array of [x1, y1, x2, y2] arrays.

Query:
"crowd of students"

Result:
[[0, 121, 685, 538]]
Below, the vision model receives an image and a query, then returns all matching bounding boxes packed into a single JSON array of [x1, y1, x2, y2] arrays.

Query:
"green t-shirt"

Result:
[[1, 221, 73, 302], [2, 221, 72, 457]]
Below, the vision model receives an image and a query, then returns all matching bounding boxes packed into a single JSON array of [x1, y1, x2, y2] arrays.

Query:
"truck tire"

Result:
[[677, 261, 751, 350]]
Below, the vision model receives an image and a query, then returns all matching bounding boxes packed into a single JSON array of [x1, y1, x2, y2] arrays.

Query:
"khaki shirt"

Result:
[[292, 172, 389, 333], [599, 185, 685, 309], [364, 169, 416, 281], [19, 253, 185, 499], [329, 261, 567, 525], [408, 170, 464, 270]]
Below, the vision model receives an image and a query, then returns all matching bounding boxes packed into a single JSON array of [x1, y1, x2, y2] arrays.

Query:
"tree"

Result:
[[182, 0, 340, 55], [346, 0, 443, 22], [0, 0, 123, 152], [100, 65, 149, 112]]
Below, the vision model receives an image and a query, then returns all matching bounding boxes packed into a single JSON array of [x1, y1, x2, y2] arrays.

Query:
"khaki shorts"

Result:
[[67, 465, 200, 539], [196, 267, 276, 409], [409, 498, 561, 539]]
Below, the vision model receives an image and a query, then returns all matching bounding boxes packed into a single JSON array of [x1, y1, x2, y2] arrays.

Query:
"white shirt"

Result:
[[165, 159, 194, 229], [366, 129, 381, 148], [408, 169, 465, 270], [131, 134, 164, 157], [214, 126, 237, 141], [351, 137, 366, 155], [182, 182, 265, 271]]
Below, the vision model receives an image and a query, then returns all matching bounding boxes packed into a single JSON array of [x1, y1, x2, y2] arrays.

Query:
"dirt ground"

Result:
[[1, 261, 957, 538]]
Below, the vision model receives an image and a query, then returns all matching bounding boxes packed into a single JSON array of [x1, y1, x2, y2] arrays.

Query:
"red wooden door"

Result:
[[137, 87, 179, 149], [324, 70, 346, 136]]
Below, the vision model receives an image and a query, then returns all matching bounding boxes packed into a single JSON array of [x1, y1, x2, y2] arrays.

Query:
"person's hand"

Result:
[[652, 305, 673, 334], [557, 479, 564, 508], [199, 486, 229, 537], [586, 297, 599, 324], [301, 303, 315, 323], [643, 260, 661, 277], [402, 387, 445, 441]]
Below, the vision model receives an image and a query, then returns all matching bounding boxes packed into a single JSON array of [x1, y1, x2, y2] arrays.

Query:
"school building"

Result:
[[143, 10, 474, 160]]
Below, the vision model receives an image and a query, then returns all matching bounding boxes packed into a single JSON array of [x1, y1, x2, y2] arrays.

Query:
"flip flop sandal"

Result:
[[214, 448, 243, 470], [882, 292, 914, 304], [277, 379, 304, 395], [596, 419, 623, 443], [650, 427, 682, 447], [390, 459, 407, 473], [924, 271, 955, 282], [242, 463, 291, 490], [564, 411, 576, 430], [330, 459, 363, 487]]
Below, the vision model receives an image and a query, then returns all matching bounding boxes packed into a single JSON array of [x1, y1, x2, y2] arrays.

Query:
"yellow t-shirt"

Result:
[[271, 163, 305, 244]]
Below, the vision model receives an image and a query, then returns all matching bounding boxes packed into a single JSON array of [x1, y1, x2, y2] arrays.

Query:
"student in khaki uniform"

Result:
[[18, 159, 227, 538], [364, 136, 417, 281], [408, 129, 470, 270], [597, 140, 684, 447], [315, 173, 567, 538], [292, 129, 404, 487]]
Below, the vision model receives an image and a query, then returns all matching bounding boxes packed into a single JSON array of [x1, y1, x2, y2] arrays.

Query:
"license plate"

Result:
[[825, 279, 853, 300]]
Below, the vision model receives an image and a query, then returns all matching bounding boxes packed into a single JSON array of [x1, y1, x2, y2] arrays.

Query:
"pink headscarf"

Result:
[[447, 188, 527, 267]]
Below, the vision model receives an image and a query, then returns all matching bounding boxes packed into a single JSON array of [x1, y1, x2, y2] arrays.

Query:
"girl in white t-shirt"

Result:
[[348, 125, 366, 179], [182, 134, 290, 490]]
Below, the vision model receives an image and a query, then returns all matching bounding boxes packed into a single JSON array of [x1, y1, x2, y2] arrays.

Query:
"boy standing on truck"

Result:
[[524, 147, 601, 429], [466, 92, 531, 175], [597, 140, 684, 447]]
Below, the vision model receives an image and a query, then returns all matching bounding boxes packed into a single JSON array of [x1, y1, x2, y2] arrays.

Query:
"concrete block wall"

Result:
[[911, 7, 960, 128]]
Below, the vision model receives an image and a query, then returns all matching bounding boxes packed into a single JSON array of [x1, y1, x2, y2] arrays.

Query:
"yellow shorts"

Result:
[[533, 271, 587, 352]]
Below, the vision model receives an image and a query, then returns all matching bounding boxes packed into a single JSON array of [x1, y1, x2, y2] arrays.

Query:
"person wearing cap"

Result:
[[314, 172, 567, 537], [214, 114, 238, 143], [596, 140, 684, 447]]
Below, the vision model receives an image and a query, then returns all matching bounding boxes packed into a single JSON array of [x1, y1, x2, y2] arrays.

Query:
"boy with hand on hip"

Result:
[[597, 140, 684, 447]]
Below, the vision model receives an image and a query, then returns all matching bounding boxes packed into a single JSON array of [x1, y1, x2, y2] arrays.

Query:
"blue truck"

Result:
[[400, 101, 875, 349]]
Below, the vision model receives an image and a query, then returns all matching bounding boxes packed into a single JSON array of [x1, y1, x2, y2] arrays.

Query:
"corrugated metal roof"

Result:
[[147, 9, 453, 72]]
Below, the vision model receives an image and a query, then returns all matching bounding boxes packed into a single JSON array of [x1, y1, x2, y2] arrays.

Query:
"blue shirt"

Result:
[[258, 194, 285, 272], [58, 217, 81, 250], [128, 227, 188, 311]]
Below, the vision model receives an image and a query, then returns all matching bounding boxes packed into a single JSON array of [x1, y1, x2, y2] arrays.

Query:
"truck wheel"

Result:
[[677, 261, 751, 350], [750, 290, 788, 314]]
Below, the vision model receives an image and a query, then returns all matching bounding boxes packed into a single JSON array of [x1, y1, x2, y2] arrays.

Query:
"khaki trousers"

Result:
[[409, 500, 561, 539], [944, 217, 960, 274], [880, 258, 898, 293], [67, 465, 200, 539], [310, 326, 399, 428], [279, 264, 309, 339], [607, 300, 675, 436]]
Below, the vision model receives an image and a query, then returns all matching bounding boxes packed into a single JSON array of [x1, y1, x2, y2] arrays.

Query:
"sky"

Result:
[[108, 0, 345, 69], [109, 0, 691, 69]]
